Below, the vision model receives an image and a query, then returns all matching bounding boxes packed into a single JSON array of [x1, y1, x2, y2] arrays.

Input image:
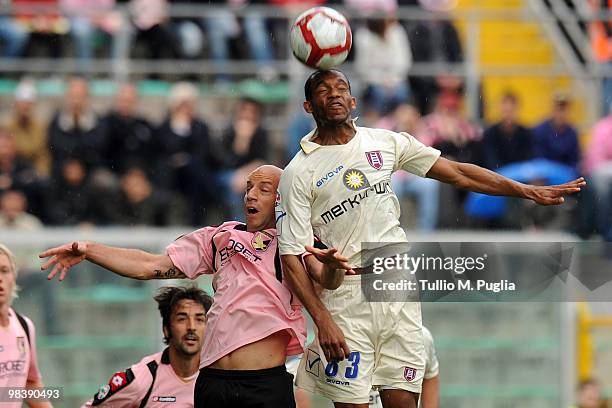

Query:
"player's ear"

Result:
[[163, 326, 169, 341], [350, 96, 357, 111], [303, 100, 313, 114]]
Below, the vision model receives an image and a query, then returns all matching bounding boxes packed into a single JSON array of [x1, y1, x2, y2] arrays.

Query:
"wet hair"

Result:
[[304, 69, 352, 102], [154, 285, 213, 344]]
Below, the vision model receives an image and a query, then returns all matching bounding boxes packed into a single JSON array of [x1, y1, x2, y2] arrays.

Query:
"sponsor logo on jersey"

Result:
[[320, 180, 392, 224], [219, 239, 263, 266], [251, 231, 273, 252], [343, 169, 370, 191], [305, 349, 321, 377], [153, 396, 177, 402], [316, 165, 344, 187], [404, 366, 417, 382], [0, 359, 26, 375], [365, 151, 383, 170], [326, 378, 351, 386]]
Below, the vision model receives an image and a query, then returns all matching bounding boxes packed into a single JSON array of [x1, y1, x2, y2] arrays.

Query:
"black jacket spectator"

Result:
[[483, 124, 533, 170], [45, 158, 102, 225], [47, 78, 107, 177], [104, 112, 154, 173], [220, 125, 267, 170]]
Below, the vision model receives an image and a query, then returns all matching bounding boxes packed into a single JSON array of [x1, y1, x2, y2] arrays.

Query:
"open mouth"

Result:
[[329, 102, 343, 108], [184, 335, 199, 343], [247, 207, 259, 215]]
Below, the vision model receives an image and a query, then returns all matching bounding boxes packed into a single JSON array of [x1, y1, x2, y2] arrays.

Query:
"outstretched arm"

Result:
[[39, 241, 185, 281], [426, 157, 585, 205]]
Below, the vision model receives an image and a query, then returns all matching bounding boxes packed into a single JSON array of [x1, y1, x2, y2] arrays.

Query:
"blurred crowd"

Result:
[[0, 77, 269, 228], [0, 0, 610, 242]]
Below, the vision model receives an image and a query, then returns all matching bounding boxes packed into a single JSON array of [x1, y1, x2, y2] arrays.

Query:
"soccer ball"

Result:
[[290, 7, 352, 70]]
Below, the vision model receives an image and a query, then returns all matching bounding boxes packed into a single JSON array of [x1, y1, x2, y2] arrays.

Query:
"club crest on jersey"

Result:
[[251, 231, 273, 252], [404, 366, 417, 382], [17, 337, 25, 358], [343, 168, 370, 191], [365, 151, 383, 170]]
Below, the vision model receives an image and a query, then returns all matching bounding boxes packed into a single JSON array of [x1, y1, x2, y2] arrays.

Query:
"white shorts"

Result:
[[295, 275, 426, 404]]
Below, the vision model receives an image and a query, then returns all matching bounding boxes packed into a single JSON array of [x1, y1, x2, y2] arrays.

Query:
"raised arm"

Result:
[[426, 157, 585, 205], [39, 241, 185, 281]]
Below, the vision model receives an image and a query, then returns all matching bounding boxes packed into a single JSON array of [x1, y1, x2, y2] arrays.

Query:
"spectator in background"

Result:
[[13, 0, 68, 59], [355, 16, 412, 121], [45, 157, 100, 226], [571, 378, 608, 408], [155, 82, 217, 225], [584, 110, 612, 241], [532, 93, 580, 169], [104, 166, 184, 226], [0, 190, 42, 230], [60, 0, 124, 70], [420, 89, 482, 227], [404, 0, 463, 114], [420, 89, 483, 165], [482, 92, 533, 170], [128, 0, 179, 60], [3, 79, 50, 177], [0, 130, 41, 216], [588, 0, 612, 116], [204, 0, 275, 79], [217, 97, 268, 220], [103, 83, 155, 174], [48, 77, 107, 178], [0, 4, 30, 58]]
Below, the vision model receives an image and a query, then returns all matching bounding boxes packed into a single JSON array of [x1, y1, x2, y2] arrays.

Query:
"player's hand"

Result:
[[526, 177, 586, 205], [305, 245, 355, 274], [39, 241, 88, 281], [316, 313, 351, 362]]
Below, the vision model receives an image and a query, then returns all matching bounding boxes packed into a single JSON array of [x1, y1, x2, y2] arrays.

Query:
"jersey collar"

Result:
[[299, 118, 358, 155]]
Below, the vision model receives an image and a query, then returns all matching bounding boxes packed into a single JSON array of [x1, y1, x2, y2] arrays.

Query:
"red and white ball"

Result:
[[290, 7, 352, 70]]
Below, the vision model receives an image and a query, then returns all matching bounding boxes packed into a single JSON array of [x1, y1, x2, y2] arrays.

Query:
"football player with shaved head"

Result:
[[41, 165, 354, 408]]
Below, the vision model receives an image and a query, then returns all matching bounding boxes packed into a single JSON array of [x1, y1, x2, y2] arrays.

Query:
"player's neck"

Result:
[[0, 304, 10, 327], [314, 120, 356, 145], [169, 347, 200, 379]]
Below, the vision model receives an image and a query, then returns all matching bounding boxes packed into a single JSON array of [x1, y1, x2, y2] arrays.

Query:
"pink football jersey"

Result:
[[82, 349, 197, 407], [0, 308, 42, 408], [166, 221, 306, 368]]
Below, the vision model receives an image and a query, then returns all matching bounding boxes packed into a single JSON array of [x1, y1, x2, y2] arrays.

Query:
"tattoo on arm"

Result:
[[153, 267, 185, 279]]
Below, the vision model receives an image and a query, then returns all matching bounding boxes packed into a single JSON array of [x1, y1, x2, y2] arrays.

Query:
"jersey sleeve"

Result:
[[393, 131, 441, 177], [277, 163, 314, 256], [24, 317, 41, 383], [166, 226, 218, 279], [81, 363, 152, 408], [422, 327, 439, 379]]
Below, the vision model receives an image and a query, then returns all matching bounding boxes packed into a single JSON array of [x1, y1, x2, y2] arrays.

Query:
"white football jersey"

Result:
[[277, 123, 440, 267]]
